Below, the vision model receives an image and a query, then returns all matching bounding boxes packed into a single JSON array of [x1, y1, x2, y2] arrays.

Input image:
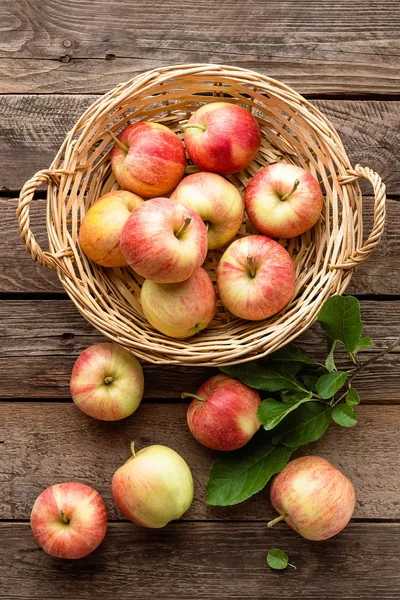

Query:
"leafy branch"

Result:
[[206, 295, 398, 506]]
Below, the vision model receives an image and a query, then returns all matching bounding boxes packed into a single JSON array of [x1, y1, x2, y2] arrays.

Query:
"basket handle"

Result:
[[16, 169, 74, 271], [334, 164, 386, 269]]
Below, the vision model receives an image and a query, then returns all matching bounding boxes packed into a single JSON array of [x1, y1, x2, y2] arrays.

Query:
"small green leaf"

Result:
[[280, 390, 309, 404], [316, 371, 348, 399], [269, 345, 315, 365], [317, 295, 363, 354], [220, 363, 307, 393], [257, 393, 313, 431], [267, 548, 296, 570], [325, 340, 337, 372], [354, 336, 372, 352], [272, 403, 332, 448], [346, 388, 360, 406], [206, 434, 293, 506], [332, 404, 357, 427]]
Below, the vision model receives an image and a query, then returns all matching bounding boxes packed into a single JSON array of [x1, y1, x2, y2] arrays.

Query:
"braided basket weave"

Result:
[[17, 64, 386, 366]]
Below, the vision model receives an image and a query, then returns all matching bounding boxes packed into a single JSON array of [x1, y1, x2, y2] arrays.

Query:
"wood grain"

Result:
[[0, 403, 399, 521], [0, 522, 399, 599], [0, 299, 398, 401], [3, 195, 400, 295], [1, 0, 399, 95], [1, 95, 400, 193]]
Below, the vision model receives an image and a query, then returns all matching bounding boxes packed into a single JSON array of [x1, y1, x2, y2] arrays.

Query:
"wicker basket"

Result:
[[17, 64, 386, 366]]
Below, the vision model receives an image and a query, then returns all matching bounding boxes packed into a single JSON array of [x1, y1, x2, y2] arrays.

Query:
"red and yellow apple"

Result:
[[112, 443, 194, 528], [184, 374, 261, 451], [245, 162, 324, 238], [30, 482, 107, 559], [141, 267, 216, 338], [110, 122, 186, 198], [120, 197, 208, 283], [183, 102, 261, 174], [170, 172, 244, 249], [79, 190, 144, 267], [70, 343, 144, 421], [268, 456, 355, 541], [216, 235, 295, 320]]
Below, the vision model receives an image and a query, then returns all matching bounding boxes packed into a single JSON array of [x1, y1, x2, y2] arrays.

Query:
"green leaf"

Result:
[[267, 548, 295, 570], [354, 336, 372, 352], [257, 393, 313, 431], [332, 404, 357, 427], [280, 390, 310, 404], [325, 340, 337, 372], [346, 388, 360, 406], [317, 295, 363, 354], [221, 363, 307, 393], [272, 403, 332, 448], [206, 435, 293, 506], [316, 371, 348, 399], [269, 344, 315, 365]]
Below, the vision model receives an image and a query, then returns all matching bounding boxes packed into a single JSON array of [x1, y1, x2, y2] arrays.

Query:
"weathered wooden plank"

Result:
[[1, 95, 400, 193], [0, 522, 399, 599], [0, 403, 399, 521], [3, 195, 400, 295], [1, 0, 399, 95], [0, 299, 398, 401]]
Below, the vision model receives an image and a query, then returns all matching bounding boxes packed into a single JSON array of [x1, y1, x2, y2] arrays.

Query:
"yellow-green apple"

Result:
[[216, 235, 295, 320], [79, 190, 144, 267], [30, 482, 107, 559], [183, 102, 261, 174], [245, 163, 324, 238], [268, 456, 355, 541], [120, 197, 208, 283], [112, 443, 194, 528], [110, 122, 186, 198], [183, 374, 261, 450], [141, 267, 216, 339], [170, 172, 244, 249], [70, 343, 144, 421]]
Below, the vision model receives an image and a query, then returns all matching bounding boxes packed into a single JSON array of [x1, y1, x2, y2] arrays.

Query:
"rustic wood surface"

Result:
[[1, 0, 400, 598]]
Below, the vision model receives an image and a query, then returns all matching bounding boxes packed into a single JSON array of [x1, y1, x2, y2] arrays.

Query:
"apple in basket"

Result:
[[141, 268, 217, 339], [245, 163, 324, 238], [183, 102, 261, 174], [110, 122, 186, 198], [30, 482, 107, 559], [120, 197, 208, 283], [70, 343, 144, 421], [216, 235, 296, 320], [183, 374, 261, 451], [170, 172, 244, 249], [112, 443, 194, 528], [268, 456, 355, 541], [79, 190, 144, 267]]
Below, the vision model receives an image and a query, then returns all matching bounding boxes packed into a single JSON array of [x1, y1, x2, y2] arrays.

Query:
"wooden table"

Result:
[[1, 1, 400, 598]]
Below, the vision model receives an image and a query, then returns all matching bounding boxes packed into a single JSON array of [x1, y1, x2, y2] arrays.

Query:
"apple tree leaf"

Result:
[[316, 371, 348, 399], [332, 404, 358, 427], [271, 402, 332, 448]]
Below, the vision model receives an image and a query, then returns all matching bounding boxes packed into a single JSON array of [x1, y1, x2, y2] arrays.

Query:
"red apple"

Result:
[[183, 102, 261, 174], [70, 343, 144, 421], [170, 172, 244, 249], [30, 482, 107, 559], [120, 197, 208, 283], [268, 456, 355, 541], [79, 190, 144, 267], [141, 267, 217, 338], [112, 443, 194, 528], [245, 163, 324, 238], [184, 374, 261, 451], [216, 235, 295, 320], [110, 122, 186, 198]]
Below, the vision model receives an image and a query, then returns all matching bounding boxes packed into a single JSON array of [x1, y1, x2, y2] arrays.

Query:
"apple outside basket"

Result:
[[16, 64, 386, 366]]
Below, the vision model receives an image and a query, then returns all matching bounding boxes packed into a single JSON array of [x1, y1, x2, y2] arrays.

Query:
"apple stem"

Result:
[[107, 129, 129, 153], [267, 513, 287, 528], [175, 216, 192, 238], [130, 441, 136, 458], [288, 563, 297, 570], [181, 123, 207, 133], [281, 179, 300, 201], [247, 256, 256, 278], [204, 221, 210, 232], [60, 510, 69, 524], [181, 392, 206, 403], [104, 376, 113, 385]]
